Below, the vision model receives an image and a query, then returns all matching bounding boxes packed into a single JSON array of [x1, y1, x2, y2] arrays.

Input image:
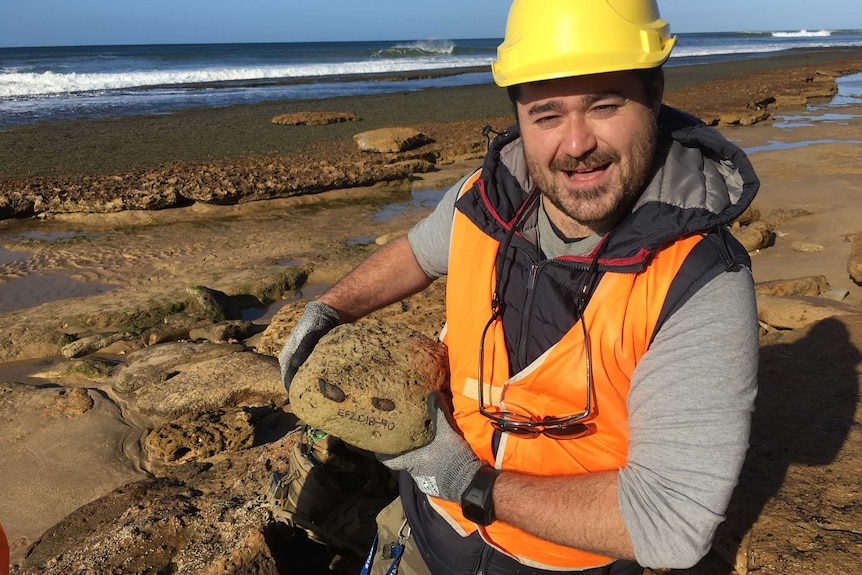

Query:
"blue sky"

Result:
[[0, 0, 859, 48]]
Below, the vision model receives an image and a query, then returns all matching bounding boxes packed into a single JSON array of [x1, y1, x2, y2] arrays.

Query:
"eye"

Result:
[[590, 103, 620, 115], [533, 113, 561, 127], [589, 97, 627, 116]]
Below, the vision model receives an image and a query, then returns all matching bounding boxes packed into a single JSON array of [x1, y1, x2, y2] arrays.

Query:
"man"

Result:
[[279, 0, 759, 573]]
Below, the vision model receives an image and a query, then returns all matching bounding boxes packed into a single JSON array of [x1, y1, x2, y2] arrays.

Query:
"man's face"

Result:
[[516, 70, 662, 236]]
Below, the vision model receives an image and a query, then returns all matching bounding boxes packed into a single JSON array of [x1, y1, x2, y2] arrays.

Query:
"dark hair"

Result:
[[632, 66, 664, 107], [506, 66, 664, 115]]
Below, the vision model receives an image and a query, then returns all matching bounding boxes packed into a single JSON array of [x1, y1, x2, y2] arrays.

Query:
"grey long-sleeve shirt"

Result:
[[406, 178, 758, 568]]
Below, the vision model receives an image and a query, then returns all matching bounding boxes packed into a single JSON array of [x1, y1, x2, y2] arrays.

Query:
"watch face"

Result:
[[462, 486, 489, 524]]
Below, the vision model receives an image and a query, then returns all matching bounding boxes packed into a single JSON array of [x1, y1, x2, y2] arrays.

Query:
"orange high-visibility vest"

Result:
[[432, 175, 704, 570]]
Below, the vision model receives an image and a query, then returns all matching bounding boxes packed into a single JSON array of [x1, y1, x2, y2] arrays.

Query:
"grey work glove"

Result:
[[378, 391, 484, 502], [278, 300, 340, 394]]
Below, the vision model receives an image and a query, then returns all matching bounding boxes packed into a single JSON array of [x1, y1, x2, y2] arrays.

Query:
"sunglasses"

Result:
[[476, 303, 593, 440]]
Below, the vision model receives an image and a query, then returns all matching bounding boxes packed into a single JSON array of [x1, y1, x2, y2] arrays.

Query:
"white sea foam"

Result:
[[772, 29, 832, 38], [0, 56, 492, 98], [3, 33, 861, 126], [672, 45, 787, 58], [672, 31, 862, 60]]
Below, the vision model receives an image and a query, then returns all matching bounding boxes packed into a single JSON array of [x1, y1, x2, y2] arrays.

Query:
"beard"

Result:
[[528, 117, 659, 230]]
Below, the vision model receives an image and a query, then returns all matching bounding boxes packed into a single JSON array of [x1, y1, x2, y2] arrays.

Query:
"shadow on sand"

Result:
[[680, 316, 862, 574]]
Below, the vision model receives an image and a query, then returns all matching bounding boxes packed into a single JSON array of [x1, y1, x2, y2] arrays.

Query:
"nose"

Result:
[[561, 115, 597, 159]]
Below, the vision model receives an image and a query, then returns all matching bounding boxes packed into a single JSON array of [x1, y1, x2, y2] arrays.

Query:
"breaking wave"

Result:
[[0, 57, 489, 98], [772, 29, 832, 38], [373, 40, 456, 57]]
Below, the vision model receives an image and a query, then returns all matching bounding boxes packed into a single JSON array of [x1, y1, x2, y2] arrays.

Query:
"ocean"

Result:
[[1, 30, 862, 128]]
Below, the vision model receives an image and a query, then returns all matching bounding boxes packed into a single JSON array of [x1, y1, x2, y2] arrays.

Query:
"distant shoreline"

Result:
[[0, 46, 861, 181], [3, 37, 862, 127]]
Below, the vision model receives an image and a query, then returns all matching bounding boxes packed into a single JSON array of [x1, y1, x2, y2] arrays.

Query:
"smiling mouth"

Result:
[[567, 165, 605, 174], [563, 163, 610, 180]]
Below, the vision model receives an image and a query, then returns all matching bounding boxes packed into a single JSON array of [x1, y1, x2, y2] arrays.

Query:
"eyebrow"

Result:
[[526, 101, 562, 117], [525, 90, 626, 117]]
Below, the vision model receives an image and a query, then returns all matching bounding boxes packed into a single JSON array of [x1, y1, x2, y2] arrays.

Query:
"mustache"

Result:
[[550, 150, 620, 172]]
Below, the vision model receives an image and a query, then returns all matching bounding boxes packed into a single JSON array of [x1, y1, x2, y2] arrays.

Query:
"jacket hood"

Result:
[[475, 105, 760, 270]]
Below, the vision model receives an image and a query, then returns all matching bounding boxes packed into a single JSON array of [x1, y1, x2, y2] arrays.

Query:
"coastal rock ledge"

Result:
[[0, 150, 442, 220]]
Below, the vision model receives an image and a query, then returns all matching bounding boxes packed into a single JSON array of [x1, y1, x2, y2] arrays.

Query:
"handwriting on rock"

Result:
[[337, 408, 396, 430]]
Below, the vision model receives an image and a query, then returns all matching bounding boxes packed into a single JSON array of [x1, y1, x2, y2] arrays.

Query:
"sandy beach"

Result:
[[1, 47, 862, 574]]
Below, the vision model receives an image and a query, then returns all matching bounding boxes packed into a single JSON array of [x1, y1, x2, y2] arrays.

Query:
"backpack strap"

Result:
[[650, 227, 751, 345]]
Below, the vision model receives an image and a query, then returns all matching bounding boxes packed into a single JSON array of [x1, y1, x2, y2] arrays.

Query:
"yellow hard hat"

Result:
[[492, 0, 676, 87]]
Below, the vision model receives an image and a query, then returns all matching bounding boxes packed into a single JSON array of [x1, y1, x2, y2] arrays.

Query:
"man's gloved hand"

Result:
[[278, 300, 340, 394], [378, 391, 484, 502]]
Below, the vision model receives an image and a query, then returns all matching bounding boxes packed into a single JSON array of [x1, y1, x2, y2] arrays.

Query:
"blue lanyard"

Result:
[[385, 543, 405, 575], [359, 534, 378, 575], [359, 534, 405, 575]]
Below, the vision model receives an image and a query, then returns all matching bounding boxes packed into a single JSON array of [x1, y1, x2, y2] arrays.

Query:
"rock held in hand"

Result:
[[289, 320, 449, 455]]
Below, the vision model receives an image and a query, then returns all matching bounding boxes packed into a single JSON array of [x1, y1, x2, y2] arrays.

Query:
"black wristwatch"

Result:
[[460, 465, 500, 526]]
